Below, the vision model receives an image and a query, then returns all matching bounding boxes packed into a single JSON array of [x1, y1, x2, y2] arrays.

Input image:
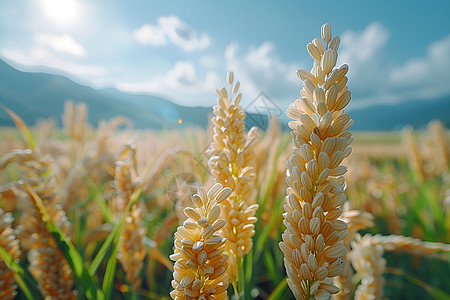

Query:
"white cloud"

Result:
[[390, 34, 450, 94], [336, 22, 392, 106], [336, 23, 450, 110], [220, 22, 450, 113], [1, 47, 105, 76], [34, 34, 86, 56], [224, 41, 298, 108], [116, 61, 220, 106], [339, 22, 389, 66], [133, 24, 167, 46], [199, 55, 217, 68], [133, 16, 210, 51]]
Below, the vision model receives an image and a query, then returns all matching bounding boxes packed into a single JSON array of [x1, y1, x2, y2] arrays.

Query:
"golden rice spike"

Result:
[[169, 183, 231, 300], [208, 72, 259, 283], [280, 23, 354, 300]]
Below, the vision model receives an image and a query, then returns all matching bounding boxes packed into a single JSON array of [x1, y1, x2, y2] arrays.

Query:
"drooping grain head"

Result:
[[350, 234, 385, 300], [113, 156, 147, 291], [401, 126, 425, 182], [62, 100, 89, 141], [118, 203, 147, 291], [279, 23, 353, 300], [0, 149, 76, 299], [169, 183, 231, 300], [208, 72, 259, 280], [334, 208, 375, 300], [368, 233, 450, 257], [62, 100, 75, 137], [111, 158, 139, 217], [423, 120, 449, 176], [0, 209, 21, 300]]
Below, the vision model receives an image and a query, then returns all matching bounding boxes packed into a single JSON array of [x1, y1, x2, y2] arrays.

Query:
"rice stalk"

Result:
[[208, 72, 259, 287], [280, 23, 354, 300], [349, 233, 386, 300], [0, 149, 76, 299], [112, 155, 148, 292], [169, 183, 231, 299]]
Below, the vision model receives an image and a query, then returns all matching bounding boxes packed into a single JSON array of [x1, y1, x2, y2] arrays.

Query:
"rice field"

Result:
[[0, 24, 449, 300]]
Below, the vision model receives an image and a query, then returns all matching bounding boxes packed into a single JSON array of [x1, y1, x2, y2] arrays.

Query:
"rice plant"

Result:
[[0, 23, 449, 300]]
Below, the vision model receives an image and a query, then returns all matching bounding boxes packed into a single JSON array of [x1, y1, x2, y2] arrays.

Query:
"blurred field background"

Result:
[[0, 100, 449, 299], [1, 1, 450, 299]]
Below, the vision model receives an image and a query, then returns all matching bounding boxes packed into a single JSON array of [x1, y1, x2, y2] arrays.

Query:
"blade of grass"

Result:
[[24, 183, 104, 300], [259, 155, 279, 211], [416, 181, 446, 240], [88, 187, 142, 276], [143, 237, 173, 270], [89, 220, 121, 276], [237, 256, 245, 300], [0, 103, 35, 150], [263, 247, 280, 285], [267, 277, 287, 300], [102, 223, 122, 300], [83, 170, 113, 224], [244, 249, 253, 299], [386, 267, 450, 300], [254, 203, 284, 262], [0, 244, 43, 300]]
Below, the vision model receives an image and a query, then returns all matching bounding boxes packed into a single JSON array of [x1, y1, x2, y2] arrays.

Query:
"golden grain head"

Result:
[[281, 23, 354, 300], [170, 183, 230, 300]]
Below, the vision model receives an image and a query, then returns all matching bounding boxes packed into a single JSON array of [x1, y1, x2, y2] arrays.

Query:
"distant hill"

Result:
[[0, 59, 213, 129], [0, 59, 448, 131], [350, 96, 450, 131]]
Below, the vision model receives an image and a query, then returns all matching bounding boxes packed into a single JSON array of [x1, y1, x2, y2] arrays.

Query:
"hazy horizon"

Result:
[[1, 0, 450, 111]]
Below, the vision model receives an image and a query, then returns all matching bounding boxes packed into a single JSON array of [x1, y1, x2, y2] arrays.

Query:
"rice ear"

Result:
[[170, 184, 229, 299], [208, 72, 259, 284], [281, 23, 353, 300]]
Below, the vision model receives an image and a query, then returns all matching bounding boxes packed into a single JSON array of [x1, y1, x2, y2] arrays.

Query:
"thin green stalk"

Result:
[[24, 183, 104, 300], [267, 277, 287, 300], [0, 245, 43, 299], [386, 267, 450, 300], [130, 291, 138, 300], [236, 256, 245, 299]]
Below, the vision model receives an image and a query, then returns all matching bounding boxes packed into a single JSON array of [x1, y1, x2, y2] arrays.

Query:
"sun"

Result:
[[42, 0, 78, 25]]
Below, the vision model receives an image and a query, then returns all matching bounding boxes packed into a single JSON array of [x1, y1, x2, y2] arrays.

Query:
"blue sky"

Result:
[[1, 0, 450, 110]]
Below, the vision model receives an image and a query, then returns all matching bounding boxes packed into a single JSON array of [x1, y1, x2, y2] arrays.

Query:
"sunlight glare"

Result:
[[43, 0, 78, 25]]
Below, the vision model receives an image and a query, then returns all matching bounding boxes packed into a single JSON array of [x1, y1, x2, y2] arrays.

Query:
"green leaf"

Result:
[[387, 267, 450, 300], [83, 171, 113, 224], [0, 245, 42, 299], [263, 248, 280, 284], [102, 226, 122, 300], [0, 103, 35, 150], [89, 221, 121, 277], [267, 277, 288, 300], [89, 187, 142, 276], [254, 203, 284, 262], [24, 183, 104, 300]]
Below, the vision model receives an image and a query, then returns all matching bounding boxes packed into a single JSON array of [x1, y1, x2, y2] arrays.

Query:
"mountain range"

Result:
[[0, 59, 448, 131]]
